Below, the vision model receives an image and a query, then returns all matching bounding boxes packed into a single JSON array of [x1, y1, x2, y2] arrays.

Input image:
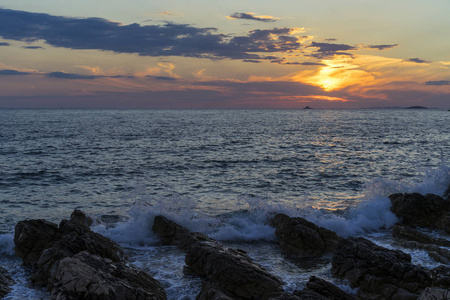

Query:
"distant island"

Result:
[[406, 106, 428, 109]]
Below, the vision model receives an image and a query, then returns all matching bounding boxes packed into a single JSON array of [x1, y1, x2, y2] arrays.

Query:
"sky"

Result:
[[0, 0, 449, 108]]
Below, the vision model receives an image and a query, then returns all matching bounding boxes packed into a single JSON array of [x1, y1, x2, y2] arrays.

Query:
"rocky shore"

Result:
[[1, 189, 450, 299]]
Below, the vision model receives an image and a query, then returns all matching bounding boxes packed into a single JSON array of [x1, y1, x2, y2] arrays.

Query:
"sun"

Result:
[[316, 76, 342, 91]]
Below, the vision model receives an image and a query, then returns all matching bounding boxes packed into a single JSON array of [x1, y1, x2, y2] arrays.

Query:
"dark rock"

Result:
[[49, 251, 166, 300], [186, 241, 283, 299], [0, 266, 14, 298], [14, 219, 58, 266], [153, 215, 283, 299], [197, 281, 235, 300], [14, 210, 166, 300], [270, 213, 341, 257], [297, 276, 357, 300], [70, 209, 94, 228], [393, 224, 450, 247], [418, 287, 450, 300], [332, 237, 432, 299], [392, 224, 450, 264], [389, 193, 450, 233], [431, 265, 450, 289]]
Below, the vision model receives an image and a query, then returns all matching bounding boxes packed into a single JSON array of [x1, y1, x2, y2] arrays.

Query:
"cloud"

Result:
[[227, 12, 280, 23], [0, 8, 302, 61], [145, 75, 177, 80], [424, 80, 450, 86], [324, 38, 337, 42], [0, 42, 10, 46], [366, 44, 399, 50], [45, 72, 99, 79], [307, 42, 357, 58], [0, 69, 31, 75], [404, 57, 430, 64], [22, 46, 44, 49]]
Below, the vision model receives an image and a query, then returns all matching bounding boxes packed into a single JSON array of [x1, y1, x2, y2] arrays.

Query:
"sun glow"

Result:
[[295, 57, 375, 92]]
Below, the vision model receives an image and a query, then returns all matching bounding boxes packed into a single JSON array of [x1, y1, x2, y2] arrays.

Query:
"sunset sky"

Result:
[[0, 0, 449, 108]]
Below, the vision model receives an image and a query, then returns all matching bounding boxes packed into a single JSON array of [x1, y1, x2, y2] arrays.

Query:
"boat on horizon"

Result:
[[304, 106, 312, 109]]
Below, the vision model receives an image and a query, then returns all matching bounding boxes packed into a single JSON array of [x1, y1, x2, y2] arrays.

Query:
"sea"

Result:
[[0, 108, 449, 299]]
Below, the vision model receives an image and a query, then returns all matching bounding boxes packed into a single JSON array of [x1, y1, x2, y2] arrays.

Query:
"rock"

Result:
[[431, 265, 450, 289], [0, 266, 14, 299], [153, 215, 284, 299], [418, 287, 450, 300], [185, 241, 283, 299], [296, 276, 357, 300], [70, 209, 94, 228], [197, 281, 235, 300], [14, 219, 58, 266], [393, 224, 450, 247], [14, 210, 166, 300], [49, 251, 166, 300], [389, 193, 450, 233], [270, 213, 341, 257], [332, 237, 432, 299], [392, 224, 450, 264]]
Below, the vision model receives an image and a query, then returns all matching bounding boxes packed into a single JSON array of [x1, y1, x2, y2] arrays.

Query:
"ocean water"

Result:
[[0, 108, 449, 299]]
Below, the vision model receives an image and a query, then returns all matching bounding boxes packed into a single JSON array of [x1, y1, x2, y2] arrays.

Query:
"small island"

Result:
[[406, 106, 428, 109]]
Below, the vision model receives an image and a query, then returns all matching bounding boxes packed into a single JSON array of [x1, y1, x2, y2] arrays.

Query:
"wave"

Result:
[[92, 165, 449, 245]]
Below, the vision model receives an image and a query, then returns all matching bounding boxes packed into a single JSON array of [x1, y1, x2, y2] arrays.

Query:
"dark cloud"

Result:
[[243, 59, 262, 63], [0, 8, 301, 61], [404, 57, 430, 64], [270, 58, 325, 66], [0, 42, 10, 46], [46, 72, 98, 79], [228, 12, 278, 23], [366, 44, 398, 50], [145, 75, 177, 80], [324, 38, 337, 42], [0, 69, 30, 75], [22, 45, 44, 49], [425, 80, 450, 86], [307, 42, 357, 58]]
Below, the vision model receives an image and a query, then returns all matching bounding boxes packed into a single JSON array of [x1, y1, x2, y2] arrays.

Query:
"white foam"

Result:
[[0, 234, 15, 255]]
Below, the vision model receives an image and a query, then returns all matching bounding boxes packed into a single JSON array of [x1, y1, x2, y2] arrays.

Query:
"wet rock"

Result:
[[50, 251, 166, 300], [70, 209, 94, 227], [0, 266, 14, 299], [392, 224, 450, 264], [431, 265, 450, 289], [393, 224, 450, 247], [197, 281, 234, 300], [14, 210, 166, 300], [332, 237, 432, 299], [295, 276, 357, 300], [389, 193, 450, 233], [14, 219, 58, 266], [418, 287, 450, 300], [153, 215, 284, 299], [270, 213, 341, 257]]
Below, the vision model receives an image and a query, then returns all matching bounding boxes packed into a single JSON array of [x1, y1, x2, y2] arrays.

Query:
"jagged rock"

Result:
[[431, 265, 450, 289], [418, 287, 450, 300], [153, 215, 283, 299], [50, 251, 166, 300], [14, 219, 58, 266], [14, 210, 166, 300], [270, 213, 341, 257], [295, 276, 357, 300], [392, 224, 450, 264], [266, 276, 357, 300], [389, 193, 450, 233], [152, 215, 215, 251], [332, 237, 432, 299], [197, 281, 234, 300], [70, 209, 94, 227], [0, 266, 14, 299], [393, 224, 450, 247]]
